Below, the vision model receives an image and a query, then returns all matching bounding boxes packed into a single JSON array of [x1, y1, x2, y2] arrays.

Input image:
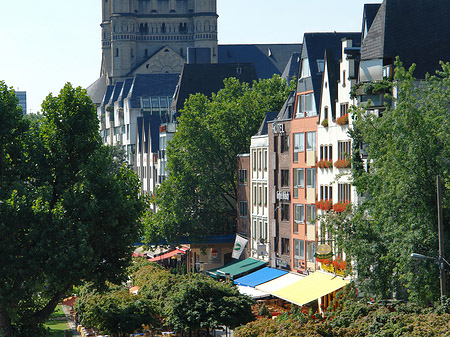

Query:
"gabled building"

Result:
[[268, 92, 295, 270], [316, 37, 360, 272], [249, 110, 279, 263], [290, 32, 359, 274]]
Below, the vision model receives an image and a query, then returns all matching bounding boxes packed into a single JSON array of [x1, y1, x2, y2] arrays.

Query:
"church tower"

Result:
[[100, 0, 218, 84]]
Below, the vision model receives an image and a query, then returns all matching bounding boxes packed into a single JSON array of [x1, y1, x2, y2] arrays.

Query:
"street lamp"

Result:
[[410, 252, 450, 303], [411, 176, 449, 304]]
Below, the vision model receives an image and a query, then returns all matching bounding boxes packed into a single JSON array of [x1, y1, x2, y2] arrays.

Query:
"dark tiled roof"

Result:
[[281, 52, 301, 81], [117, 78, 134, 105], [101, 85, 114, 107], [128, 74, 180, 109], [362, 3, 382, 37], [218, 44, 302, 80], [322, 48, 339, 121], [86, 75, 107, 105], [299, 32, 361, 113], [255, 110, 280, 136], [137, 115, 161, 154], [108, 82, 123, 106], [361, 0, 450, 79], [171, 63, 258, 112], [275, 91, 296, 121]]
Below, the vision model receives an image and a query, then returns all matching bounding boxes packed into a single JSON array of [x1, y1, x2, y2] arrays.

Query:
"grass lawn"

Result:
[[44, 305, 72, 337]]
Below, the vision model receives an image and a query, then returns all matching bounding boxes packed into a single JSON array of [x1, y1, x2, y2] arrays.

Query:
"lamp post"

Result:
[[410, 175, 449, 304]]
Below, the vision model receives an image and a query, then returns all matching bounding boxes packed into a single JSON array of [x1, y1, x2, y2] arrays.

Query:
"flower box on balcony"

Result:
[[334, 159, 351, 168], [336, 114, 349, 125], [333, 201, 351, 213], [321, 118, 328, 127], [315, 199, 333, 211], [317, 159, 333, 169]]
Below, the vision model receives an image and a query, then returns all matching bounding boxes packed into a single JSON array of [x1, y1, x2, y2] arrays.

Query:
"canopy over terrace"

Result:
[[206, 257, 267, 280], [234, 267, 288, 287], [273, 271, 350, 307], [255, 272, 305, 293], [147, 246, 189, 262]]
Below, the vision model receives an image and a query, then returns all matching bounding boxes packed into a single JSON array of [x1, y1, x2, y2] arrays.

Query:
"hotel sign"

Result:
[[276, 190, 290, 201]]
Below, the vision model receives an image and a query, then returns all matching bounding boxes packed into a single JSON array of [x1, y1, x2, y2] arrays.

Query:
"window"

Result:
[[238, 169, 247, 184], [258, 150, 262, 171], [115, 48, 119, 57], [252, 151, 257, 171], [263, 221, 268, 241], [264, 186, 268, 206], [306, 168, 316, 188], [306, 205, 316, 224], [239, 201, 248, 217], [306, 241, 317, 262], [342, 70, 346, 87], [253, 186, 257, 205], [301, 58, 310, 78], [338, 183, 351, 202], [281, 135, 289, 153], [317, 59, 324, 73], [281, 238, 290, 255], [293, 168, 304, 198], [320, 185, 333, 200], [294, 239, 305, 268], [264, 150, 268, 170], [338, 140, 351, 160], [252, 220, 257, 240], [281, 203, 289, 221], [294, 204, 304, 223], [297, 93, 316, 117], [320, 144, 332, 161], [324, 106, 328, 120], [258, 186, 262, 205], [281, 170, 289, 187], [340, 103, 349, 117], [306, 132, 316, 151], [293, 133, 304, 162]]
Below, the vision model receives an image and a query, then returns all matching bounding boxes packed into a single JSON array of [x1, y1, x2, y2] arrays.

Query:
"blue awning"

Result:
[[233, 267, 288, 288]]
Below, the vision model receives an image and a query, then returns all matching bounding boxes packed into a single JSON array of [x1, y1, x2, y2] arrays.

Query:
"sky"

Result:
[[0, 0, 381, 114]]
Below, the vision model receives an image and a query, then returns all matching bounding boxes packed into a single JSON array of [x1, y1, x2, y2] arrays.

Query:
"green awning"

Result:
[[206, 258, 267, 280]]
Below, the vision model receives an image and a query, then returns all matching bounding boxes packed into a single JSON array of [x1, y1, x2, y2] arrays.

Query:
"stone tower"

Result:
[[100, 0, 218, 84]]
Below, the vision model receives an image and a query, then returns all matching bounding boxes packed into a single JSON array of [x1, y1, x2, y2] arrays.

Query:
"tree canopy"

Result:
[[326, 59, 450, 304], [145, 75, 294, 244], [0, 83, 146, 336]]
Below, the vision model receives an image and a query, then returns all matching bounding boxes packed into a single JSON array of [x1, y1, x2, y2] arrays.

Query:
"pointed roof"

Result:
[[299, 32, 361, 113], [170, 63, 258, 113], [361, 0, 450, 78], [320, 48, 339, 121], [218, 44, 302, 80]]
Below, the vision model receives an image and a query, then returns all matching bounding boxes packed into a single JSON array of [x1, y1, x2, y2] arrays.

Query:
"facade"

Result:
[[317, 38, 360, 268], [288, 33, 359, 274], [236, 154, 250, 259], [248, 111, 279, 262], [101, 0, 218, 83], [16, 91, 27, 115], [268, 94, 295, 270]]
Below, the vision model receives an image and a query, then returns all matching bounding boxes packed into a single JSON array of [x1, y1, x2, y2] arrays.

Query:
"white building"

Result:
[[317, 38, 360, 257]]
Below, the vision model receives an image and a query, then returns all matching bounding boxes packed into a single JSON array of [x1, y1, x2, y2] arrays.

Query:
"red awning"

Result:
[[148, 247, 189, 262]]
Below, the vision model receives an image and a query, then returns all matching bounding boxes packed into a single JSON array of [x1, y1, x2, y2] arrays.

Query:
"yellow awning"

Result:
[[273, 271, 349, 306]]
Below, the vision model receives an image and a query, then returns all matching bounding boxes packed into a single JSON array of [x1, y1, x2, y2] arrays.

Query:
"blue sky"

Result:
[[0, 0, 380, 113]]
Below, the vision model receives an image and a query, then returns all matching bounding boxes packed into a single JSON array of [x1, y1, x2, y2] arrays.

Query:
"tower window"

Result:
[[115, 48, 119, 57], [161, 23, 166, 33]]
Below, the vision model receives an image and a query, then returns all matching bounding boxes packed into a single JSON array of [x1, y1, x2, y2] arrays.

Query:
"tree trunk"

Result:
[[0, 308, 13, 337]]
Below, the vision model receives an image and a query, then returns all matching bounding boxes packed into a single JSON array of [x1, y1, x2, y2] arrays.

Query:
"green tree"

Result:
[[0, 83, 146, 336], [164, 274, 254, 335], [75, 283, 158, 337], [145, 75, 294, 244], [328, 59, 450, 304]]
